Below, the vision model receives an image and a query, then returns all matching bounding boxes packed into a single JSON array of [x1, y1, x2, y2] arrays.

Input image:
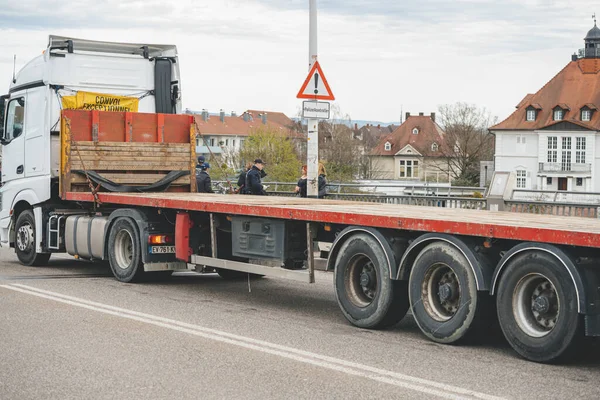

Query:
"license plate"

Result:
[[149, 246, 176, 254]]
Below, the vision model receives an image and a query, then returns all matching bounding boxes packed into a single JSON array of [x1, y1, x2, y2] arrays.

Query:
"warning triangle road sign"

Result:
[[296, 61, 335, 101]]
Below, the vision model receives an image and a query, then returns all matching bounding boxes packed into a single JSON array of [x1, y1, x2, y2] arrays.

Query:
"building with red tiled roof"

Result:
[[370, 112, 450, 181], [490, 21, 600, 191], [192, 109, 297, 166]]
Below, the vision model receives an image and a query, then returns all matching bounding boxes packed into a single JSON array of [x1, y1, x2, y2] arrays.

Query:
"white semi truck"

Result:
[[2, 36, 600, 364]]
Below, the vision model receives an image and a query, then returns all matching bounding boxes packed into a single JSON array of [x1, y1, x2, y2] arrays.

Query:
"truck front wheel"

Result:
[[15, 210, 51, 266], [496, 251, 581, 363], [333, 233, 409, 329], [108, 218, 145, 283]]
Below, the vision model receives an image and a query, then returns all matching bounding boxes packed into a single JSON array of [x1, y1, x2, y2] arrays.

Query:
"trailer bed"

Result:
[[65, 192, 600, 248]]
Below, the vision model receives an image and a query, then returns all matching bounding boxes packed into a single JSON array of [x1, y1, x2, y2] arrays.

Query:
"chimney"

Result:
[[201, 109, 209, 122], [405, 112, 410, 121], [242, 112, 250, 122], [430, 112, 436, 122], [261, 113, 267, 124], [571, 53, 578, 62], [354, 123, 358, 130], [419, 112, 424, 116], [232, 111, 237, 117], [220, 109, 225, 123], [377, 124, 380, 129]]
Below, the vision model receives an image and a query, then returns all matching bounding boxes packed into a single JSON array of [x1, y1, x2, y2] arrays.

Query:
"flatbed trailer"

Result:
[[2, 36, 600, 365]]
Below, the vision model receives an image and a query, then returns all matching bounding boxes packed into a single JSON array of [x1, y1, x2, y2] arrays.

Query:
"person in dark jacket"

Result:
[[246, 159, 266, 195], [236, 162, 253, 194], [195, 155, 206, 169], [196, 162, 214, 193], [318, 162, 327, 198], [295, 165, 308, 197]]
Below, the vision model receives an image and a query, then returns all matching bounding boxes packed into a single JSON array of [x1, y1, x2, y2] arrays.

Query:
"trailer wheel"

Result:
[[334, 233, 409, 329], [409, 242, 485, 344], [15, 210, 51, 266], [108, 218, 145, 283], [496, 252, 581, 363]]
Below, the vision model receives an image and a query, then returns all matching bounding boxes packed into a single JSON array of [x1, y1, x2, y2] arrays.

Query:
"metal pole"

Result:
[[307, 0, 319, 198]]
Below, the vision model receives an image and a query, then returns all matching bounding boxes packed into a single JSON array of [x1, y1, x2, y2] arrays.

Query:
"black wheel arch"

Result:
[[326, 226, 403, 279], [397, 233, 494, 291], [490, 242, 587, 314]]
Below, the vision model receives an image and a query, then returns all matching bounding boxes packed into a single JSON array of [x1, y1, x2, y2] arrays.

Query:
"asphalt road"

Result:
[[1, 248, 599, 399]]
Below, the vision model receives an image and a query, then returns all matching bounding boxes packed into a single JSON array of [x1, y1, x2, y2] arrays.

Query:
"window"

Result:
[[384, 142, 391, 151], [399, 160, 419, 178], [526, 109, 536, 121], [517, 136, 526, 144], [232, 139, 236, 147], [576, 137, 586, 164], [412, 128, 419, 135], [562, 136, 571, 150], [547, 136, 557, 163], [576, 178, 583, 187], [209, 138, 215, 147], [516, 170, 527, 188], [553, 109, 564, 121], [225, 139, 229, 146], [561, 151, 572, 171], [546, 177, 552, 185], [431, 143, 438, 152], [4, 97, 25, 141], [196, 137, 201, 147], [240, 139, 245, 148], [581, 110, 591, 121]]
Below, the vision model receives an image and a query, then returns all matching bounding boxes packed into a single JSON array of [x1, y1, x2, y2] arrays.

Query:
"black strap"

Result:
[[72, 170, 190, 192]]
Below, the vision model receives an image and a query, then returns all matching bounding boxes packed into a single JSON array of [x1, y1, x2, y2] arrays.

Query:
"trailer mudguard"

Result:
[[326, 226, 399, 279], [490, 242, 587, 313], [396, 233, 493, 291]]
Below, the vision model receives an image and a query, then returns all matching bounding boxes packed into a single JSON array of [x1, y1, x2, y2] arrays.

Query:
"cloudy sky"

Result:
[[0, 0, 596, 123]]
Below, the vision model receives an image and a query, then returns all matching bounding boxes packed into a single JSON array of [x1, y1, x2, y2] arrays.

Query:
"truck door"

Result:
[[1, 95, 26, 183], [24, 87, 47, 177]]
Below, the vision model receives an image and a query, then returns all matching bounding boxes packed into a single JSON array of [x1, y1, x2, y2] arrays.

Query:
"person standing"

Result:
[[196, 162, 214, 193], [236, 162, 253, 194], [295, 165, 308, 197], [246, 159, 266, 195], [318, 162, 328, 199]]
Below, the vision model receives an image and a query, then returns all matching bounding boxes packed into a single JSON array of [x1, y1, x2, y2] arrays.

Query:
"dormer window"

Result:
[[412, 128, 419, 135], [554, 109, 564, 121], [580, 104, 597, 122], [552, 104, 570, 121], [582, 110, 591, 121], [525, 104, 541, 121], [384, 142, 391, 151], [431, 142, 438, 152]]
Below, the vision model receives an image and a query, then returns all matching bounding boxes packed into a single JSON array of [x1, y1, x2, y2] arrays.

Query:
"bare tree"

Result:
[[435, 103, 496, 186]]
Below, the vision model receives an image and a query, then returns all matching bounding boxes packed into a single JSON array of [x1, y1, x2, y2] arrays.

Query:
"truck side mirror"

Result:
[[0, 94, 6, 142]]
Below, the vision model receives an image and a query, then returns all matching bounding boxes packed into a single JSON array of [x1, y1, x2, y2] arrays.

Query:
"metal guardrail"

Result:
[[213, 181, 600, 218]]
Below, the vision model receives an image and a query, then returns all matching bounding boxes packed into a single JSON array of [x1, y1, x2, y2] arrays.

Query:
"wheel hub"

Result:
[[16, 224, 33, 252], [422, 264, 461, 322], [513, 274, 559, 337], [532, 295, 550, 314], [344, 254, 378, 308]]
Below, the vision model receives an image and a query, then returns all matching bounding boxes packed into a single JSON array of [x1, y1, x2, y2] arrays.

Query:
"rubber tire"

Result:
[[107, 218, 145, 283], [409, 242, 487, 344], [496, 251, 581, 363], [14, 210, 51, 266], [216, 269, 263, 280], [333, 233, 409, 329]]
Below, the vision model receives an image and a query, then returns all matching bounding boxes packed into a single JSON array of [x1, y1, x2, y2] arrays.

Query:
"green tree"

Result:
[[239, 127, 302, 182]]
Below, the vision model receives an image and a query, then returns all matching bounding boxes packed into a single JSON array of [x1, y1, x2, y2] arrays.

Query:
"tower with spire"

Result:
[[584, 13, 600, 58]]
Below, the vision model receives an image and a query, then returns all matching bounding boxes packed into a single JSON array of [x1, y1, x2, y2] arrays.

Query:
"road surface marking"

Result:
[[1, 283, 504, 400]]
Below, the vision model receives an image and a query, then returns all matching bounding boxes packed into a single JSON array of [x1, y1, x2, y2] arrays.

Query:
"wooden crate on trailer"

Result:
[[60, 109, 196, 198]]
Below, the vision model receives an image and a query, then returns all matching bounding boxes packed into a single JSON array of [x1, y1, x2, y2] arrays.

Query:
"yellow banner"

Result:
[[61, 91, 139, 112]]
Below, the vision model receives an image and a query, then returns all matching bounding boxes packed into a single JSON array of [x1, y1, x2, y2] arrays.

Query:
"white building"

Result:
[[490, 22, 600, 191]]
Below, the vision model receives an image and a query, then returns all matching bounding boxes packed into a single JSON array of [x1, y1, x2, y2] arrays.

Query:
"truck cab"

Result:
[[0, 36, 182, 252]]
